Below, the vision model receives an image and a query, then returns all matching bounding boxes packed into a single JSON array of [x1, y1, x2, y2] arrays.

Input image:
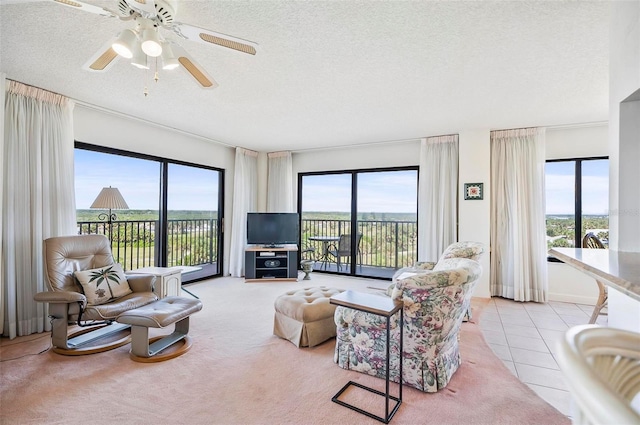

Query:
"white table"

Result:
[[128, 266, 202, 299], [128, 267, 182, 299]]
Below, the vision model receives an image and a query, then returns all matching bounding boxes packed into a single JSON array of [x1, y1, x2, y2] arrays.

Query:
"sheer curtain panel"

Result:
[[229, 148, 258, 277], [2, 80, 77, 338], [490, 128, 548, 302], [267, 151, 293, 212], [418, 135, 459, 262]]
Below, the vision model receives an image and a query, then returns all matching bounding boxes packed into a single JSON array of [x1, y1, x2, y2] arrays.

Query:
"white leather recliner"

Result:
[[34, 234, 157, 355]]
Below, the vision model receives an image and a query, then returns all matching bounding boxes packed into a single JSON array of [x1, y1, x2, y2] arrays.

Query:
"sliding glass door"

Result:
[[165, 163, 222, 281], [299, 166, 418, 279], [357, 169, 418, 277], [300, 173, 355, 274], [75, 143, 224, 282]]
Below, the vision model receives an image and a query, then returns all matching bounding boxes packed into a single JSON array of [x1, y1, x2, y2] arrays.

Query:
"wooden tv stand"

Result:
[[245, 246, 298, 282]]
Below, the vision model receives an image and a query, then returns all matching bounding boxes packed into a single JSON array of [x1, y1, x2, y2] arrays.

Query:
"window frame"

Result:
[[546, 155, 608, 261], [74, 141, 225, 282], [297, 165, 419, 279]]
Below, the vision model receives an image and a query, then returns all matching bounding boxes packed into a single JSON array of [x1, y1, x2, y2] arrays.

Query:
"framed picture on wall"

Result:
[[464, 183, 483, 200]]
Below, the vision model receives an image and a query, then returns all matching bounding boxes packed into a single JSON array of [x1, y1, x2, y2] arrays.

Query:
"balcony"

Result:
[[77, 219, 220, 280], [301, 218, 417, 279], [77, 217, 417, 280]]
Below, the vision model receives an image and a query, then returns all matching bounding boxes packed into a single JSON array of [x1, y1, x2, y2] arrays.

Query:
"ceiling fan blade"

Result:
[[123, 0, 157, 18], [170, 44, 218, 89], [170, 22, 257, 55], [82, 38, 120, 72], [50, 0, 119, 18]]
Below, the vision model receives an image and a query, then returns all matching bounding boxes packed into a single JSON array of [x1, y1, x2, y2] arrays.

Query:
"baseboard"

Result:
[[548, 292, 596, 305]]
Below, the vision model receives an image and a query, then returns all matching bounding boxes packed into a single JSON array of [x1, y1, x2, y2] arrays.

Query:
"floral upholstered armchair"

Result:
[[386, 241, 485, 296], [334, 242, 484, 393]]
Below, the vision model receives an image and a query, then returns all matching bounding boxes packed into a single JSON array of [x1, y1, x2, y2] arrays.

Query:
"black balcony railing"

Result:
[[77, 219, 219, 271], [301, 218, 417, 270], [78, 217, 414, 275]]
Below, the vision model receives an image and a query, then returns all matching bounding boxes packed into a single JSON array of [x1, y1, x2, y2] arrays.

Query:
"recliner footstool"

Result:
[[273, 286, 345, 348], [117, 296, 202, 362]]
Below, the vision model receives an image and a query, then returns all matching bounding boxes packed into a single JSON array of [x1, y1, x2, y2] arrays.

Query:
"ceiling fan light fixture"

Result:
[[161, 43, 179, 70], [141, 28, 163, 57], [112, 29, 137, 59], [131, 41, 149, 69]]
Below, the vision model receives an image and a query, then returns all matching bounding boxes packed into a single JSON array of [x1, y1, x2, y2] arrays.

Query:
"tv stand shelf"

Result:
[[245, 246, 298, 282]]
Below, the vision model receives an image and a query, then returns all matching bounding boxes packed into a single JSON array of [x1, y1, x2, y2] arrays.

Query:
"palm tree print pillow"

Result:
[[74, 264, 133, 305]]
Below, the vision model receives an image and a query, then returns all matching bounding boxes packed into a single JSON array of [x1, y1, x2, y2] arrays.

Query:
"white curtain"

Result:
[[490, 127, 548, 302], [418, 134, 459, 262], [267, 151, 293, 212], [2, 80, 77, 339], [229, 148, 258, 277]]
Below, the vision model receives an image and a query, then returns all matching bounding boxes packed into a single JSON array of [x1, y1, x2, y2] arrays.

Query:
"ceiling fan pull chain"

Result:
[[143, 65, 149, 97]]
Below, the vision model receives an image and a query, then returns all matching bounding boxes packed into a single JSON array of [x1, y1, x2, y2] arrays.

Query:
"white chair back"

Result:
[[556, 325, 640, 424]]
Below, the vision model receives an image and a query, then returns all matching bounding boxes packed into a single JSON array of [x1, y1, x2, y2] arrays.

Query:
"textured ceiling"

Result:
[[0, 0, 609, 152]]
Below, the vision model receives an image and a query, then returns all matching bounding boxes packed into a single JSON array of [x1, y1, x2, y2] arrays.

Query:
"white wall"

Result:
[[546, 124, 608, 159], [73, 105, 236, 275], [292, 140, 420, 175], [607, 0, 640, 331], [458, 130, 491, 297]]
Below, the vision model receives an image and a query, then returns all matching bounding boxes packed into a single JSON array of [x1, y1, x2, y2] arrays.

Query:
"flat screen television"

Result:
[[246, 212, 299, 247]]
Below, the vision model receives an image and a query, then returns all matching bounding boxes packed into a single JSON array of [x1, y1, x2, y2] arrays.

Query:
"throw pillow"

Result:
[[74, 263, 133, 306]]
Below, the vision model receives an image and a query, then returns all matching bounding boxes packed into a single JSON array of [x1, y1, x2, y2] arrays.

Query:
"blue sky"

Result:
[[77, 150, 609, 216], [545, 159, 609, 215], [301, 170, 418, 213], [75, 150, 219, 211], [76, 149, 418, 214]]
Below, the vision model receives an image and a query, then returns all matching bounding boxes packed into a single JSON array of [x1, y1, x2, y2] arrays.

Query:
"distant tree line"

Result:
[[546, 215, 609, 248]]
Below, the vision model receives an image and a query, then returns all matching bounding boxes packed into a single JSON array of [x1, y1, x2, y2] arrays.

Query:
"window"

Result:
[[75, 143, 224, 282], [545, 157, 609, 250], [298, 167, 418, 279]]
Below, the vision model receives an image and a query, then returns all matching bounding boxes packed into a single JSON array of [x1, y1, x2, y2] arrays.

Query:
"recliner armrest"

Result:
[[34, 290, 86, 305], [126, 274, 156, 293]]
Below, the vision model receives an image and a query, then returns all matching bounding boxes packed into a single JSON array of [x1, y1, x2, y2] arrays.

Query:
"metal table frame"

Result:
[[308, 235, 340, 269], [330, 290, 403, 423]]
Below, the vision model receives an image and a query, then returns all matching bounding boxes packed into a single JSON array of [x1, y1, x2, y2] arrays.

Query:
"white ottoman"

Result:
[[273, 286, 345, 348]]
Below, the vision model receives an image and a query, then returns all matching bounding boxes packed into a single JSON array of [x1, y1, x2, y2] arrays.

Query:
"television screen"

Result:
[[246, 213, 299, 247]]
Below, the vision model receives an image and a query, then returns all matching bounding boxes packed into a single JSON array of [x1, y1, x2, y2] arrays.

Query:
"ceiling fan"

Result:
[[51, 0, 258, 90]]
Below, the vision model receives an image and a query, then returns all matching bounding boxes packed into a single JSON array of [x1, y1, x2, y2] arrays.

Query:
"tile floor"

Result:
[[479, 297, 607, 417]]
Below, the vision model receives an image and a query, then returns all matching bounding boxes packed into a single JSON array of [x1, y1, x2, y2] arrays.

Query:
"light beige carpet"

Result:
[[0, 273, 569, 424]]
